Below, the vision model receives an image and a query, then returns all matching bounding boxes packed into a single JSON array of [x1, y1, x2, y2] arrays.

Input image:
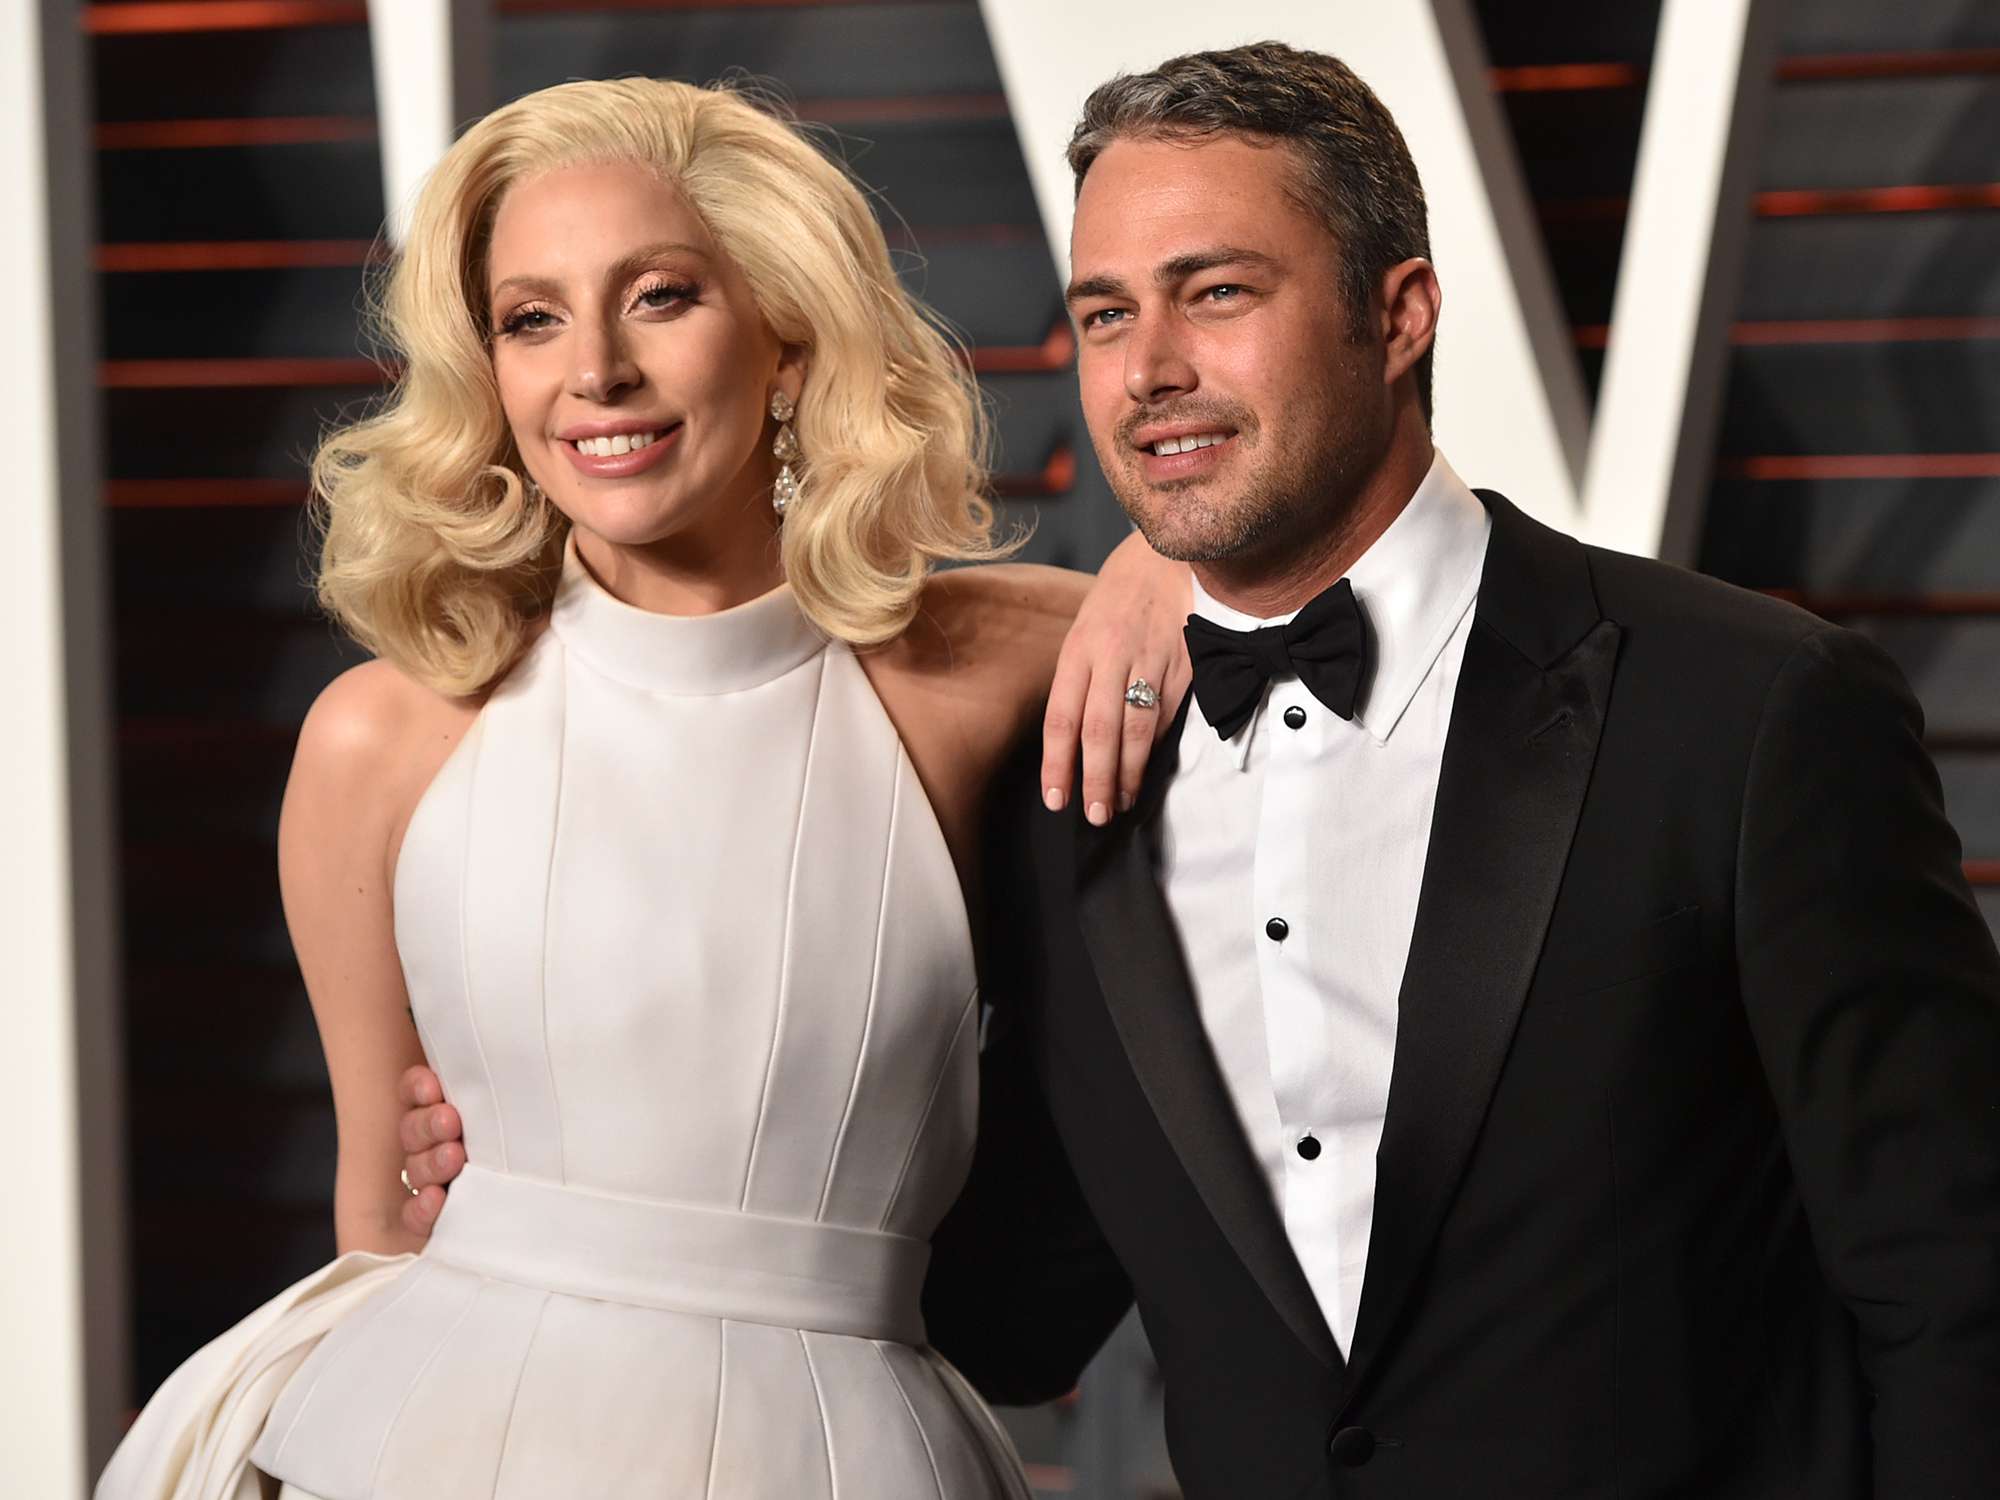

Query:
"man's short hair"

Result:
[[1068, 41, 1434, 423]]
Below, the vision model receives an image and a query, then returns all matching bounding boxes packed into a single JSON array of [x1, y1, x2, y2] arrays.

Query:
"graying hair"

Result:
[[1068, 41, 1434, 423]]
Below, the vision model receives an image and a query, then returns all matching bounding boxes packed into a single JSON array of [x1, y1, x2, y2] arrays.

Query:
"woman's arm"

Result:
[[278, 661, 473, 1256]]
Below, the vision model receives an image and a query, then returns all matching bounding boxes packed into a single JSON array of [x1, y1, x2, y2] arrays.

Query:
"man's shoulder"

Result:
[[1578, 539, 1830, 672]]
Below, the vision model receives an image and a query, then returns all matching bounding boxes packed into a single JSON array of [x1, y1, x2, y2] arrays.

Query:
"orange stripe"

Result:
[[992, 447, 1075, 499], [105, 479, 303, 508], [96, 116, 376, 150], [1964, 861, 2000, 886], [1720, 455, 2000, 481], [969, 324, 1076, 375], [100, 358, 387, 388], [1575, 317, 2000, 349], [84, 2, 365, 34], [1777, 49, 2000, 82], [1764, 590, 2000, 616], [498, 0, 933, 10], [1489, 63, 1644, 93], [96, 240, 378, 271], [1757, 184, 2000, 216]]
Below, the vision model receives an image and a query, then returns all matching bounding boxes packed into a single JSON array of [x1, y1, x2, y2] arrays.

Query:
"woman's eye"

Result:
[[497, 307, 555, 337], [636, 281, 697, 312]]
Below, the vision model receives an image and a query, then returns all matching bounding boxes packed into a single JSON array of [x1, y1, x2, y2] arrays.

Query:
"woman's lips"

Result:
[[559, 423, 683, 478]]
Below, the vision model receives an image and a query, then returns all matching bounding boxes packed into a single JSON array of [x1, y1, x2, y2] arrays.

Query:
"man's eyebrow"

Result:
[[1064, 247, 1283, 306], [490, 240, 711, 303]]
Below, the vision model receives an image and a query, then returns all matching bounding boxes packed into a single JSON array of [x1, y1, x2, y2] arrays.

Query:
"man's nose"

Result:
[[1123, 314, 1198, 405]]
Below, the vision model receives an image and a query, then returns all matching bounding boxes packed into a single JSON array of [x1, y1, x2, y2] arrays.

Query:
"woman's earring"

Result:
[[769, 390, 800, 516], [524, 477, 544, 504]]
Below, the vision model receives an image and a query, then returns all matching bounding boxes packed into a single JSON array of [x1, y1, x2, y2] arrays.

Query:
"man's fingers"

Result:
[[1040, 651, 1095, 811], [399, 1184, 446, 1239], [398, 1100, 462, 1156], [397, 1064, 442, 1109]]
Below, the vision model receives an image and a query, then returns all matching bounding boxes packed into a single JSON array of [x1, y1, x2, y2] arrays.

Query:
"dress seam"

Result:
[[817, 749, 903, 1220], [485, 1291, 552, 1500], [538, 655, 570, 1182], [880, 986, 979, 1232], [741, 652, 828, 1208], [367, 1276, 489, 1492], [874, 1342, 947, 1500], [701, 1319, 729, 1500], [800, 1330, 840, 1499], [458, 717, 508, 1170], [260, 1260, 434, 1468]]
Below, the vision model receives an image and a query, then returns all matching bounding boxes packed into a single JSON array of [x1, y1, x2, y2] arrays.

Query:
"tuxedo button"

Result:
[[1296, 1133, 1321, 1161], [1329, 1426, 1376, 1467], [1283, 704, 1307, 730], [1265, 917, 1290, 942]]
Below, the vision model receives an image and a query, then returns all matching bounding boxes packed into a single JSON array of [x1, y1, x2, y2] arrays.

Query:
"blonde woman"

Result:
[[97, 77, 1187, 1500]]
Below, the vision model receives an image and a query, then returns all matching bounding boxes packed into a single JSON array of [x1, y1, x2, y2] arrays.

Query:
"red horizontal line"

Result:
[[1764, 589, 2000, 616], [1487, 50, 2000, 94], [96, 116, 377, 150], [83, 1, 365, 34], [1777, 49, 2000, 83], [497, 0, 939, 11], [1490, 62, 1644, 93], [106, 479, 303, 508], [992, 446, 1075, 499], [101, 357, 386, 388], [97, 240, 378, 272], [1759, 184, 2000, 216], [1541, 184, 2000, 225], [1574, 316, 2000, 349], [1967, 860, 2000, 887], [970, 323, 1075, 374], [1719, 455, 2000, 481], [1927, 732, 2000, 754]]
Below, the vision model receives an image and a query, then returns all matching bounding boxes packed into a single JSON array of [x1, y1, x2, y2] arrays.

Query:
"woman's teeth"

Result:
[[1151, 432, 1228, 456], [572, 430, 663, 457]]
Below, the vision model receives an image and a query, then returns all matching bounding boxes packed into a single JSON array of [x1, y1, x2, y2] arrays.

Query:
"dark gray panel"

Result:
[[1474, 0, 1665, 64], [96, 142, 386, 243], [1703, 479, 2000, 591], [93, 25, 377, 122], [1761, 78, 2000, 191], [1740, 213, 2000, 319], [834, 118, 1041, 229], [1940, 751, 2000, 857], [1977, 887, 2000, 943], [497, 3, 999, 103], [116, 610, 365, 730], [1502, 87, 1647, 200], [896, 237, 1064, 350], [99, 267, 379, 360], [114, 508, 322, 613], [1844, 617, 2000, 738], [105, 386, 382, 480], [1716, 339, 2000, 457], [1780, 0, 2000, 52], [979, 370, 1080, 477]]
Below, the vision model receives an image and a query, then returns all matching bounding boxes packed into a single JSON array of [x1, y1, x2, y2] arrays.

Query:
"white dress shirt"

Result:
[[1158, 450, 1491, 1355]]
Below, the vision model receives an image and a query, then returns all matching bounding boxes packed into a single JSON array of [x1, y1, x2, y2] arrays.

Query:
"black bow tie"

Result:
[[1183, 578, 1372, 741]]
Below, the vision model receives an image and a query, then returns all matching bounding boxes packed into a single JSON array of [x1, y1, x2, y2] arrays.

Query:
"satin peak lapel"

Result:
[[1074, 699, 1341, 1371], [1341, 494, 1620, 1405]]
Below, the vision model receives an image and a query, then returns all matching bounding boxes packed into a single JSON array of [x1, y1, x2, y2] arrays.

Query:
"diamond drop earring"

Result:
[[769, 390, 800, 516]]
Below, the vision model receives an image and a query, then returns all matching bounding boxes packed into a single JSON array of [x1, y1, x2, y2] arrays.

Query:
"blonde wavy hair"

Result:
[[312, 77, 1009, 697]]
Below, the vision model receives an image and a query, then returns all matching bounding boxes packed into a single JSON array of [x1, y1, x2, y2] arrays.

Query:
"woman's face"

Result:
[[484, 159, 798, 564]]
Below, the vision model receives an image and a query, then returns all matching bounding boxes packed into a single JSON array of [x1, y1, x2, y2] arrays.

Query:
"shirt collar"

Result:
[[1187, 449, 1490, 759]]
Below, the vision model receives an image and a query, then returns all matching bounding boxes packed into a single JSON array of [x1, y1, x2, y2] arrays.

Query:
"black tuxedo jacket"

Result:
[[922, 492, 2000, 1499]]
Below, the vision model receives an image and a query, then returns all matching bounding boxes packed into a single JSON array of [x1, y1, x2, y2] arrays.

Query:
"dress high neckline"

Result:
[[548, 535, 826, 695]]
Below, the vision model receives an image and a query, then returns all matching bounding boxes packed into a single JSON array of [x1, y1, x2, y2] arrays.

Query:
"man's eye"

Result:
[[1204, 284, 1246, 303], [1083, 308, 1128, 329]]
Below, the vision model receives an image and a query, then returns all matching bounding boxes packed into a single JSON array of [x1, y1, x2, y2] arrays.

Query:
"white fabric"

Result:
[[100, 541, 1028, 1500], [1159, 451, 1490, 1355]]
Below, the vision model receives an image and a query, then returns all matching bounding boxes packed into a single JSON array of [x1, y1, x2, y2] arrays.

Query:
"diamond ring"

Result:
[[1124, 678, 1160, 710]]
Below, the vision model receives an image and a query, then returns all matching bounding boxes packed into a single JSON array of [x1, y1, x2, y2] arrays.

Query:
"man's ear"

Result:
[[1380, 258, 1440, 386]]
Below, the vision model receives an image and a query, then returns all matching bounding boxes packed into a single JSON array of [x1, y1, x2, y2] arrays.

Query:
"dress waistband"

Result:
[[425, 1166, 931, 1344]]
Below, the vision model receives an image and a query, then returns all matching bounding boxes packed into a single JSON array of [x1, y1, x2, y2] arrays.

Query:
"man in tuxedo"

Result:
[[398, 42, 2000, 1498]]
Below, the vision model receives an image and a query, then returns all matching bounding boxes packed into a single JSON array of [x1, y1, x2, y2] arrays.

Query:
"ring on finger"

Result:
[[400, 1168, 420, 1198], [1124, 677, 1160, 710]]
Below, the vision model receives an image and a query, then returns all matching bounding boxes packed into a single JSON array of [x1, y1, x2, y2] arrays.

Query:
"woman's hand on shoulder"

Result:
[[281, 660, 475, 1256], [1040, 529, 1192, 824]]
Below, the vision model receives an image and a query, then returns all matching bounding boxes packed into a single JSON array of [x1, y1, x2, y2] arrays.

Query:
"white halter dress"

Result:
[[97, 547, 1029, 1500]]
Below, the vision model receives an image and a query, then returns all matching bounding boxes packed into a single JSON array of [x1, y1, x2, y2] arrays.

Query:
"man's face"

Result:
[[1068, 133, 1390, 566]]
